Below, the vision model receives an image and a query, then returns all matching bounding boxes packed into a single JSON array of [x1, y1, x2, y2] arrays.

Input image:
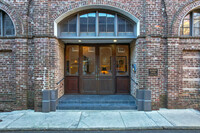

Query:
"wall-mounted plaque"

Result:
[[149, 69, 158, 76]]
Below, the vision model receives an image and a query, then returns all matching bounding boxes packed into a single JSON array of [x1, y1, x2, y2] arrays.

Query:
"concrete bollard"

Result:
[[50, 89, 58, 111], [42, 90, 50, 112], [136, 89, 152, 111]]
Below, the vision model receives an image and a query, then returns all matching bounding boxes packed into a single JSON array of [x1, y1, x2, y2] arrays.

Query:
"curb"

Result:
[[1, 126, 200, 131]]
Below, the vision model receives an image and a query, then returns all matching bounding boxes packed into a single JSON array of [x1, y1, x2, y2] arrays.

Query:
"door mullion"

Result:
[[96, 46, 99, 94], [79, 45, 83, 94]]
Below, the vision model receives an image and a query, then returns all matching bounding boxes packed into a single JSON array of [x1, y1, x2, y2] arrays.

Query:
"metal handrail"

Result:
[[131, 78, 138, 86], [56, 77, 65, 85]]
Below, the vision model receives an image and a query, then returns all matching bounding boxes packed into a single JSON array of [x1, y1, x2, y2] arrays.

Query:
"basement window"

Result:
[[0, 10, 15, 36], [180, 9, 200, 36]]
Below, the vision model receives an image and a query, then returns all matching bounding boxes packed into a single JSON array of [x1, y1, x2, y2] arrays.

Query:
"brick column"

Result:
[[136, 37, 152, 111], [145, 37, 163, 110], [33, 37, 62, 112], [167, 37, 181, 108], [33, 38, 50, 111], [49, 39, 65, 98], [15, 39, 29, 110], [136, 37, 165, 110]]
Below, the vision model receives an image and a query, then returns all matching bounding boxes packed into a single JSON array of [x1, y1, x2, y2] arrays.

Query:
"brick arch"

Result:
[[0, 0, 24, 36], [52, 0, 141, 36], [171, 0, 200, 36]]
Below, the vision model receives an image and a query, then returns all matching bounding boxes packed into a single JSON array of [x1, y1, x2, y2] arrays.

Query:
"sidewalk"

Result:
[[0, 109, 200, 131]]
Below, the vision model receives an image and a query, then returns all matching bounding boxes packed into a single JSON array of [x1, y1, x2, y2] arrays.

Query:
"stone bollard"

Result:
[[50, 89, 58, 111], [42, 90, 51, 112], [136, 89, 151, 111]]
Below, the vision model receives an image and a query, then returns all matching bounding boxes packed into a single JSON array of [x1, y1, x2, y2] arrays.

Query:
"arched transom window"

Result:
[[0, 10, 15, 36], [180, 9, 200, 36], [59, 11, 136, 38]]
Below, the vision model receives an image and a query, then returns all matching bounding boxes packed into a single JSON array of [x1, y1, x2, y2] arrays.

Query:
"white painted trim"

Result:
[[54, 5, 140, 37], [182, 88, 200, 91], [183, 56, 200, 59], [183, 67, 200, 69], [54, 21, 58, 37], [183, 78, 200, 81]]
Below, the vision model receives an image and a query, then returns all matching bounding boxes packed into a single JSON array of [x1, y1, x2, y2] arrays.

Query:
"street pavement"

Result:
[[0, 109, 200, 132], [1, 130, 200, 133]]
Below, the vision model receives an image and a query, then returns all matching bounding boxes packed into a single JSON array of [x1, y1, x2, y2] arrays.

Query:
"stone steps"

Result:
[[57, 95, 137, 110]]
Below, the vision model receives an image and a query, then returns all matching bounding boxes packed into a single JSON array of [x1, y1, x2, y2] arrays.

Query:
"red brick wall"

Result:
[[50, 39, 65, 98], [0, 40, 15, 111], [179, 39, 200, 109], [0, 39, 28, 111], [181, 50, 200, 109]]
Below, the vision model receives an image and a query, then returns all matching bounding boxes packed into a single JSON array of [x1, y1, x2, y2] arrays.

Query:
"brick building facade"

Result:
[[0, 0, 200, 112]]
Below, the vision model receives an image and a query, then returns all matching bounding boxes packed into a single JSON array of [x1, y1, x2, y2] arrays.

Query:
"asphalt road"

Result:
[[1, 130, 200, 133]]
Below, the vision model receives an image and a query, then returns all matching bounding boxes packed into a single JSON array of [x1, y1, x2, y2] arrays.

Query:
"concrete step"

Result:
[[57, 103, 137, 110], [56, 95, 137, 110], [58, 100, 136, 104]]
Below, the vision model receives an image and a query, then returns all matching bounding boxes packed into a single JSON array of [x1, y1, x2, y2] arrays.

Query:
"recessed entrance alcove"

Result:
[[54, 5, 139, 110]]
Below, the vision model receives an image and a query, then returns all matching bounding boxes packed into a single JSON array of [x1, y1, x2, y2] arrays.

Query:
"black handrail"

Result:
[[131, 78, 138, 86], [56, 77, 65, 85]]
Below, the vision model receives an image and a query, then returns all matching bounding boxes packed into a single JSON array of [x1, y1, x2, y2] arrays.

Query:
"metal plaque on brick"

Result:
[[149, 69, 158, 76]]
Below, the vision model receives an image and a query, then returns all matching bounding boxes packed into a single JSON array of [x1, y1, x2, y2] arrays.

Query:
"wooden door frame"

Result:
[[64, 43, 130, 95], [79, 45, 98, 94], [97, 45, 116, 94], [115, 44, 131, 94]]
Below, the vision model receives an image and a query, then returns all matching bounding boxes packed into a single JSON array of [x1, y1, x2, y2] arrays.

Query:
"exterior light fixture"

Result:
[[78, 40, 82, 42], [113, 40, 117, 42]]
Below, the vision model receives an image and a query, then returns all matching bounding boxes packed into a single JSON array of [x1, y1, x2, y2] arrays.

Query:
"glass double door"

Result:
[[79, 45, 115, 94], [65, 44, 130, 95]]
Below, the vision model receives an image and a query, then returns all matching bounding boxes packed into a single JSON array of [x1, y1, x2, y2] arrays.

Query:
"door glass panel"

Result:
[[66, 45, 79, 75], [82, 47, 96, 75], [116, 45, 129, 76], [99, 47, 112, 76]]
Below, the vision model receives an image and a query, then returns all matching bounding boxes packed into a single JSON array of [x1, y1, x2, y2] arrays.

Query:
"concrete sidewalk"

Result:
[[0, 109, 200, 131]]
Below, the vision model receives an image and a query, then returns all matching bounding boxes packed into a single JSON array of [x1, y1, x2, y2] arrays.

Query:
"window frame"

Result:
[[0, 10, 15, 37], [79, 12, 96, 36], [180, 10, 200, 36], [59, 10, 136, 38]]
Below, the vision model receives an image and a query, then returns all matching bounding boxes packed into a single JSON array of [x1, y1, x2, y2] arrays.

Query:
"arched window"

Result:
[[0, 10, 15, 36], [180, 9, 200, 36], [59, 11, 136, 38]]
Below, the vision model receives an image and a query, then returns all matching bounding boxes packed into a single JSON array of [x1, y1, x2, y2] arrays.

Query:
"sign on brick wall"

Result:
[[149, 69, 158, 76]]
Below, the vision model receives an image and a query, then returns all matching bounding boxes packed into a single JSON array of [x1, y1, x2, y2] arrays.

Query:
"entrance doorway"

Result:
[[65, 44, 130, 95]]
